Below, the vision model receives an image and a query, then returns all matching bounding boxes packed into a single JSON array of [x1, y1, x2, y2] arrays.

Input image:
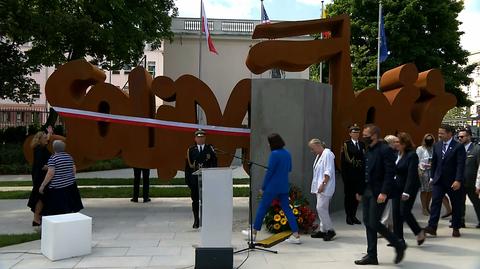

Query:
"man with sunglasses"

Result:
[[354, 124, 406, 265], [458, 128, 480, 229]]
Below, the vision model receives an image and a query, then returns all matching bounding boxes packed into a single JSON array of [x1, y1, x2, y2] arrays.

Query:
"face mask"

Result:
[[363, 136, 373, 146], [425, 139, 434, 147]]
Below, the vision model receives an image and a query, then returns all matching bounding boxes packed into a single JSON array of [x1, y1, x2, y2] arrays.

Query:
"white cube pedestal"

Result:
[[41, 213, 92, 261]]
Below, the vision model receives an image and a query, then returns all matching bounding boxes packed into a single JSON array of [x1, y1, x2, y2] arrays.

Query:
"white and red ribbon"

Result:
[[53, 106, 250, 137]]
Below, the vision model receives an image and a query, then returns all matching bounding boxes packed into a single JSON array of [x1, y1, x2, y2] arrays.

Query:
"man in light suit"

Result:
[[458, 128, 480, 228], [424, 124, 466, 237]]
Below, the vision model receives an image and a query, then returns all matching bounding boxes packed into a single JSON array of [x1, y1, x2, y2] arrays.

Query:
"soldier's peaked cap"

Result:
[[195, 129, 206, 137]]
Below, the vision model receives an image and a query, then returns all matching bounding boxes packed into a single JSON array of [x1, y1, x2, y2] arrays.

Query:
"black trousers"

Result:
[[362, 188, 401, 258], [392, 188, 422, 240], [428, 183, 463, 229], [462, 186, 480, 224], [344, 183, 359, 219], [133, 168, 150, 200], [187, 175, 200, 222]]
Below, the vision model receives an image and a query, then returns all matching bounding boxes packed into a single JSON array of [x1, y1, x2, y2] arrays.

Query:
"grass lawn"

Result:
[[0, 178, 250, 187], [0, 232, 41, 248], [0, 186, 250, 199]]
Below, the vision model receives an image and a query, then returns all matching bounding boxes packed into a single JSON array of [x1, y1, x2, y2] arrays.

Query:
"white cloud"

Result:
[[294, 0, 333, 6], [174, 0, 258, 19], [459, 0, 480, 53]]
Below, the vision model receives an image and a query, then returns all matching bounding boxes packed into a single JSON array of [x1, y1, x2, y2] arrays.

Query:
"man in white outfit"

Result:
[[308, 139, 336, 241]]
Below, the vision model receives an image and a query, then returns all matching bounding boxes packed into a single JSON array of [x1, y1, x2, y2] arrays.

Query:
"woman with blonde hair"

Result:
[[27, 126, 53, 226]]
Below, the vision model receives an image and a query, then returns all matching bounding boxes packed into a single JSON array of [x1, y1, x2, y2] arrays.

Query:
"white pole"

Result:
[[319, 0, 324, 83], [197, 0, 203, 123], [376, 0, 382, 91]]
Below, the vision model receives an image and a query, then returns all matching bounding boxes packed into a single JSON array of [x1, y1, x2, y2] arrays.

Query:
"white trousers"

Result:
[[316, 193, 334, 232]]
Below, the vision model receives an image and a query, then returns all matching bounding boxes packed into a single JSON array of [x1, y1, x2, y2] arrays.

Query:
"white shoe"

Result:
[[285, 235, 301, 244]]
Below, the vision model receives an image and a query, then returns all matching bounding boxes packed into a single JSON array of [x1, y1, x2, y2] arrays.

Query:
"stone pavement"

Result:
[[0, 167, 249, 182], [1, 197, 480, 269]]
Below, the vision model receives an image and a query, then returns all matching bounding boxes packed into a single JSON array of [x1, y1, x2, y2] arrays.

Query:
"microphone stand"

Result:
[[215, 148, 277, 255]]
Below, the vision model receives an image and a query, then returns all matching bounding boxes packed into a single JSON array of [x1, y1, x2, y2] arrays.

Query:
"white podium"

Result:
[[41, 213, 92, 261], [194, 167, 233, 269]]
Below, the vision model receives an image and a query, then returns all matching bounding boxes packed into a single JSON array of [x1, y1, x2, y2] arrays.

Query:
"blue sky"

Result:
[[174, 0, 480, 53]]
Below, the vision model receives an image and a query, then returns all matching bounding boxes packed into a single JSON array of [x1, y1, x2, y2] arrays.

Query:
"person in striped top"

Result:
[[39, 140, 83, 216]]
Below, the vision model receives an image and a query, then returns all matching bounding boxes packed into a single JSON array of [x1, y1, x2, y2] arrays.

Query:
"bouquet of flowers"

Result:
[[264, 185, 318, 234]]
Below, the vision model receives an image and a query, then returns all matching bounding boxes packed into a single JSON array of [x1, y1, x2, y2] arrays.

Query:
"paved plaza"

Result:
[[0, 197, 479, 269]]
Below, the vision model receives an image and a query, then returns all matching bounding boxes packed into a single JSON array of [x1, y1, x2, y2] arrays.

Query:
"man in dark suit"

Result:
[[131, 168, 150, 203], [185, 129, 217, 229], [354, 124, 406, 266], [457, 128, 480, 228], [424, 124, 465, 237], [341, 124, 365, 225]]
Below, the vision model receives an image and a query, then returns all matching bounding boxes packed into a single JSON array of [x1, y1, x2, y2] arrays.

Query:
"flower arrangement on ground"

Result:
[[264, 185, 318, 233]]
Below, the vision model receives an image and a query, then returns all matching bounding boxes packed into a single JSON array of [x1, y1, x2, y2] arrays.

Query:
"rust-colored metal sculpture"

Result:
[[247, 15, 455, 163], [24, 15, 455, 174]]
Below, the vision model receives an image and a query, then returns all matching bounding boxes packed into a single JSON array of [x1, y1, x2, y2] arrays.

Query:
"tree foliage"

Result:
[[312, 0, 476, 107], [0, 0, 177, 103]]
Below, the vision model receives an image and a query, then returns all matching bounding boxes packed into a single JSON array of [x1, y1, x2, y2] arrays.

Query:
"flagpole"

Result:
[[197, 0, 203, 123], [319, 0, 324, 83], [376, 0, 382, 91]]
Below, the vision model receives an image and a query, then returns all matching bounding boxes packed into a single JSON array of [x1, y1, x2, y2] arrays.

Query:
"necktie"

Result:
[[442, 143, 448, 158]]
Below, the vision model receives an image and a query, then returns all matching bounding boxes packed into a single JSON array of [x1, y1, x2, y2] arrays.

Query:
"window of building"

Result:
[[112, 70, 120, 74], [123, 64, 133, 74], [147, 61, 156, 77], [16, 112, 24, 123], [1, 112, 10, 123]]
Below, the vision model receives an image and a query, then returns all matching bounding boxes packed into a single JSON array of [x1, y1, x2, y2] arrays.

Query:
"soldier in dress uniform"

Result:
[[341, 124, 366, 225], [185, 129, 217, 229]]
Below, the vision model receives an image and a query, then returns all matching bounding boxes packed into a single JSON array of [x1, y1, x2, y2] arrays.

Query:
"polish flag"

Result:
[[201, 1, 218, 55]]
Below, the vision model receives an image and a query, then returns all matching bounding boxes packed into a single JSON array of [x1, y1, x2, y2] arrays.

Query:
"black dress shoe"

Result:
[[449, 223, 466, 228], [424, 226, 437, 236], [476, 223, 480, 228], [394, 240, 407, 264], [130, 198, 138, 203], [193, 220, 200, 229], [346, 217, 354, 225], [143, 198, 151, 203], [452, 229, 461, 237], [310, 231, 326, 238], [354, 255, 379, 265], [353, 217, 362, 224], [32, 221, 41, 227], [323, 230, 336, 241]]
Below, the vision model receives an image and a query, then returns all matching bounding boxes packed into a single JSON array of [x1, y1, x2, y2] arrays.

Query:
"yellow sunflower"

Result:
[[280, 218, 287, 225], [274, 214, 281, 222], [279, 210, 285, 216], [293, 208, 299, 215], [273, 223, 281, 230], [297, 217, 303, 223]]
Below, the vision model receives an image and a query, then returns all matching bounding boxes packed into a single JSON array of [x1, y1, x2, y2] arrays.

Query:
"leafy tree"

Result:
[[311, 0, 476, 107], [1, 0, 177, 126], [0, 39, 39, 103], [0, 0, 177, 102]]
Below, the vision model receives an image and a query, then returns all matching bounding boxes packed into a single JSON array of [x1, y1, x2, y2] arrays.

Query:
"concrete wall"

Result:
[[250, 79, 344, 218]]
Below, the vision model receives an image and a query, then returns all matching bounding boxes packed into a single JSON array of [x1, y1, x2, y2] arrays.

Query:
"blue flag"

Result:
[[261, 1, 270, 24], [379, 9, 388, 62]]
